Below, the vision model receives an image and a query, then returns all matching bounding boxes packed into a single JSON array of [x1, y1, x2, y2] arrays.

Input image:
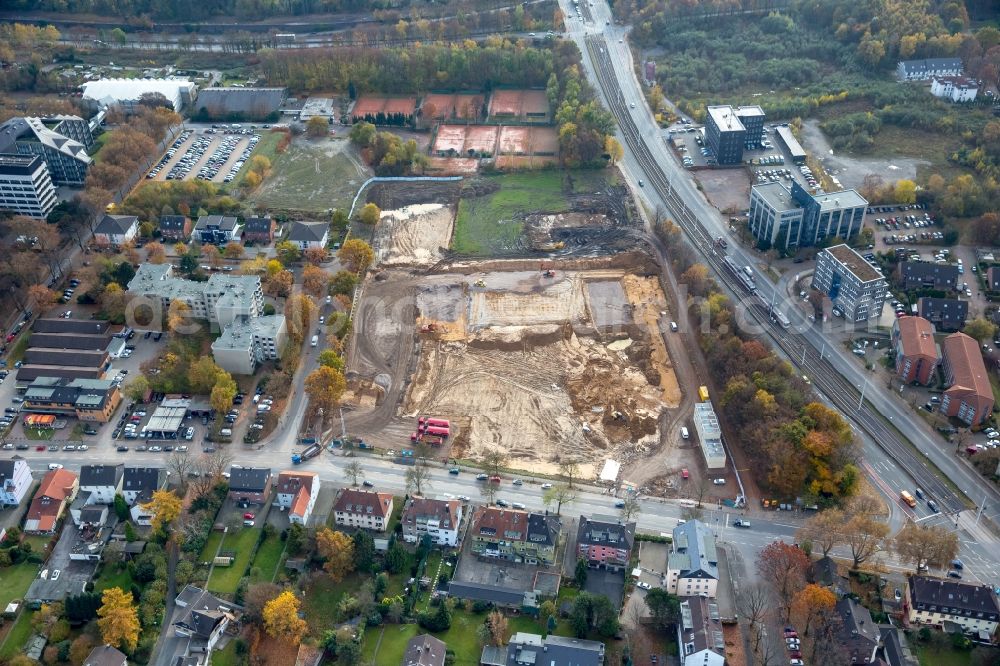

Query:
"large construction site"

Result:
[[343, 173, 688, 478]]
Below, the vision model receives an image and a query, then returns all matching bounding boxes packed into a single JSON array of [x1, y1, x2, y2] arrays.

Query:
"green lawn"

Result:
[[301, 572, 365, 638], [199, 531, 225, 562], [91, 132, 112, 163], [207, 528, 261, 595], [914, 644, 973, 666], [93, 564, 134, 593], [0, 610, 35, 659], [247, 532, 284, 584], [245, 136, 367, 213], [452, 171, 571, 255], [21, 535, 51, 556], [0, 562, 38, 608], [210, 638, 240, 666], [23, 427, 54, 441]]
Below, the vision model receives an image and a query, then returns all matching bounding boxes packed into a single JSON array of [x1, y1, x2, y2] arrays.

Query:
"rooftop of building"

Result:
[[895, 316, 938, 360], [908, 575, 1000, 616], [211, 315, 285, 352], [334, 488, 393, 518], [403, 497, 462, 530], [0, 117, 92, 164], [680, 596, 725, 658], [942, 332, 992, 402], [81, 78, 195, 102], [751, 181, 799, 213], [670, 520, 719, 579], [824, 244, 884, 283], [706, 105, 746, 132], [0, 153, 44, 173], [813, 188, 868, 212]]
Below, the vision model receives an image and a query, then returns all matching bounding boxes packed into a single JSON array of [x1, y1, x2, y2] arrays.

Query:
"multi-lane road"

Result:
[[557, 0, 1000, 571]]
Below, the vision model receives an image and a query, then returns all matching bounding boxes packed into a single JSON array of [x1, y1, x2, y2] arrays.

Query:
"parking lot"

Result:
[[146, 128, 260, 183]]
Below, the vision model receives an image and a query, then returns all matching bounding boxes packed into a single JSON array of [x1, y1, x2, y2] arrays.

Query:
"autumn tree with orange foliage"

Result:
[[756, 541, 810, 623], [791, 584, 837, 637]]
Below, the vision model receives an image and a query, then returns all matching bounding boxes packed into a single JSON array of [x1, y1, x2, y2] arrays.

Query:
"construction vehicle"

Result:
[[292, 442, 322, 464], [474, 279, 486, 287], [535, 241, 565, 251], [542, 269, 556, 277], [420, 323, 438, 333]]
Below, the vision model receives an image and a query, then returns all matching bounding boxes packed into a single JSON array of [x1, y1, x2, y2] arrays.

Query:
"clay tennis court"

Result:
[[425, 157, 480, 175], [351, 95, 417, 120], [488, 89, 550, 120], [498, 126, 559, 155], [431, 124, 499, 156], [421, 93, 484, 121]]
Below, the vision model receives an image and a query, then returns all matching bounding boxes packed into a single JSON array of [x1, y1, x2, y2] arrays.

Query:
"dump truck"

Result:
[[292, 442, 322, 464]]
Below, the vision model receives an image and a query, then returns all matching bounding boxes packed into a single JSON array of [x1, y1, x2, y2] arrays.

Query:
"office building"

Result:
[[0, 154, 57, 219], [897, 58, 963, 81], [906, 575, 1000, 635], [735, 105, 765, 148], [891, 316, 939, 385], [941, 332, 993, 426], [931, 76, 979, 102], [749, 181, 867, 250], [704, 105, 746, 165], [81, 78, 197, 113], [211, 314, 287, 375], [0, 117, 92, 186], [22, 376, 122, 422], [811, 244, 888, 322], [667, 520, 719, 597]]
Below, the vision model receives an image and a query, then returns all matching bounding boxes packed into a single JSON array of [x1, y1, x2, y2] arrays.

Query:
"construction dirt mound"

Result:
[[374, 203, 455, 266]]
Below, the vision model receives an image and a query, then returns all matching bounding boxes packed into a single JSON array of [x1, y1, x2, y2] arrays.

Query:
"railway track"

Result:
[[584, 35, 964, 514]]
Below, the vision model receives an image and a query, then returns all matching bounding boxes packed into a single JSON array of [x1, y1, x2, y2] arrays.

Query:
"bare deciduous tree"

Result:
[[344, 460, 364, 486]]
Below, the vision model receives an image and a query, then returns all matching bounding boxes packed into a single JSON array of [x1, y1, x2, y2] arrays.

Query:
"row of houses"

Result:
[[94, 213, 331, 250]]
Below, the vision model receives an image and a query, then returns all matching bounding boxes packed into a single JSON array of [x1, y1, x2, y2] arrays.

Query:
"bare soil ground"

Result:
[[694, 167, 751, 214], [399, 269, 679, 475], [373, 203, 455, 267]]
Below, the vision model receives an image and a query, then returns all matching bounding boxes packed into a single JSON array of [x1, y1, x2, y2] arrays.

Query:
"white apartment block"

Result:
[[666, 520, 719, 598], [211, 314, 287, 375], [931, 76, 979, 102], [401, 497, 463, 546], [128, 263, 264, 328], [0, 154, 57, 219], [333, 489, 393, 532], [811, 244, 888, 322]]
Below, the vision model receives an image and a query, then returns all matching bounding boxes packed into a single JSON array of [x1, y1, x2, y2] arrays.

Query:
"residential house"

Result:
[[173, 585, 242, 656], [879, 626, 920, 666], [505, 633, 605, 666], [905, 575, 1000, 635], [275, 471, 320, 525], [576, 515, 635, 572], [194, 215, 241, 244], [82, 645, 128, 666], [666, 520, 719, 597], [332, 488, 394, 532], [677, 596, 725, 666], [93, 214, 139, 247], [918, 297, 968, 332], [897, 58, 963, 81], [285, 221, 329, 250], [836, 597, 880, 664], [0, 458, 32, 507], [227, 467, 272, 505], [400, 497, 463, 546], [243, 215, 276, 245], [469, 505, 560, 565], [930, 76, 979, 102], [811, 244, 888, 321], [24, 468, 79, 533], [79, 464, 123, 505], [987, 266, 1000, 293], [123, 467, 167, 526], [941, 332, 994, 426], [891, 316, 940, 385], [896, 262, 959, 292], [159, 214, 192, 241], [402, 634, 447, 666]]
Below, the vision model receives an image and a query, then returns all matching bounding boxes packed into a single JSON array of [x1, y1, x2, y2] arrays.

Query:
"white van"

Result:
[[48, 463, 63, 470], [680, 427, 689, 439], [310, 335, 319, 347]]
